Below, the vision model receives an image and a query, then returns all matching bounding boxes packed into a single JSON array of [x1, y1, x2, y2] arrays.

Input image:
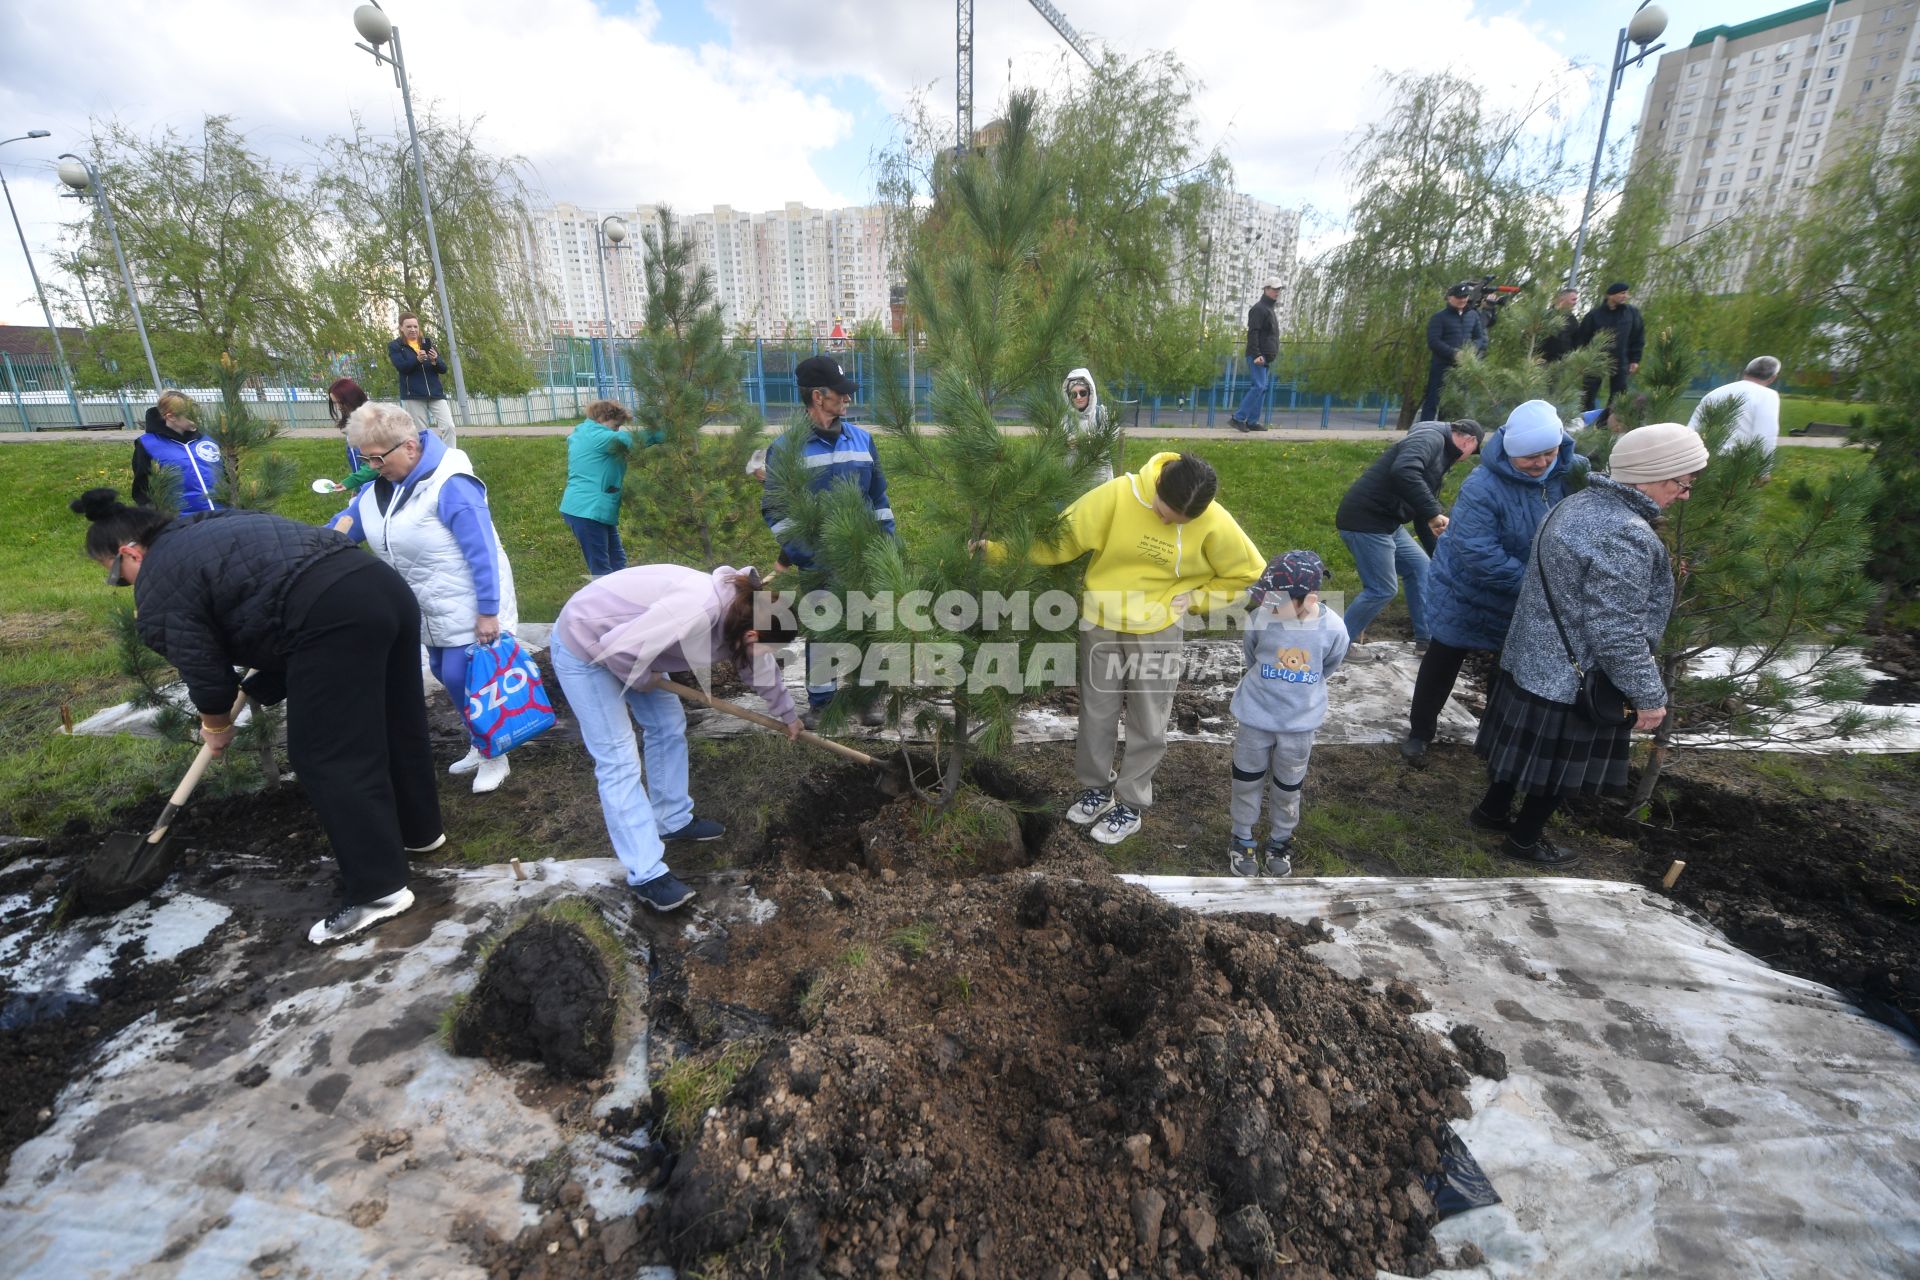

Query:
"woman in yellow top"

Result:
[[985, 452, 1264, 845]]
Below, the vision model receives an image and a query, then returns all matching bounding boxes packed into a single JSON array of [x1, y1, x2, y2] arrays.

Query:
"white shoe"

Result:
[[308, 887, 415, 945], [1090, 803, 1142, 845], [472, 754, 511, 793], [449, 747, 484, 776], [404, 834, 447, 853]]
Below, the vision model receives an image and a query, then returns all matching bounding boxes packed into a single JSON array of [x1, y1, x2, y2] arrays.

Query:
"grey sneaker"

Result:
[[308, 887, 415, 945], [1399, 736, 1428, 768], [1067, 787, 1115, 825], [1229, 838, 1260, 877], [1263, 840, 1294, 878]]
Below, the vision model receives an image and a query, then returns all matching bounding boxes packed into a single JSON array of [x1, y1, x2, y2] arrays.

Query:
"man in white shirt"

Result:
[[1688, 356, 1782, 462]]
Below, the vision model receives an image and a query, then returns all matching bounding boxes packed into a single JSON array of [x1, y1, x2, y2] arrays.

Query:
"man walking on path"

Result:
[[1230, 277, 1283, 431], [1419, 284, 1489, 422], [1576, 283, 1645, 412], [1688, 356, 1782, 462], [388, 313, 457, 447]]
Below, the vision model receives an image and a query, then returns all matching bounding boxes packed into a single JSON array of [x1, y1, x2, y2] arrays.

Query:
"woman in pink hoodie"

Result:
[[551, 565, 800, 912]]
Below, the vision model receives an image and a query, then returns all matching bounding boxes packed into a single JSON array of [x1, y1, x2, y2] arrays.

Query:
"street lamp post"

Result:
[[352, 2, 470, 427], [57, 153, 162, 397], [1, 131, 83, 426], [1569, 3, 1670, 291], [593, 215, 628, 398]]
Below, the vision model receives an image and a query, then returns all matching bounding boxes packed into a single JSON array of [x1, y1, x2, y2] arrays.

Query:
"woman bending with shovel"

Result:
[[551, 564, 801, 913], [72, 489, 442, 945]]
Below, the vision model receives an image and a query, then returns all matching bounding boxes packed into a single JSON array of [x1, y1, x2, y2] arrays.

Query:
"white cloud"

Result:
[[0, 0, 1601, 329]]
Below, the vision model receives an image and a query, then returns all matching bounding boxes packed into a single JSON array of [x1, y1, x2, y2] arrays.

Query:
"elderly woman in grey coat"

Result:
[[1470, 423, 1709, 866]]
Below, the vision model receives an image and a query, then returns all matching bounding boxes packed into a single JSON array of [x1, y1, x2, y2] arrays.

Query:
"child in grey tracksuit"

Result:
[[1229, 550, 1350, 877]]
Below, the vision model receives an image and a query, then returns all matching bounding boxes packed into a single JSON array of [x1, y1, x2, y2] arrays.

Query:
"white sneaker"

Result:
[[1066, 787, 1115, 825], [472, 754, 511, 793], [308, 887, 415, 945], [449, 747, 485, 776], [404, 834, 447, 853], [1090, 803, 1142, 845]]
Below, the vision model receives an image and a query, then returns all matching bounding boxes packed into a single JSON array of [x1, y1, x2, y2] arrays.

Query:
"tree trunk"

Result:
[[253, 706, 282, 792], [939, 704, 968, 812]]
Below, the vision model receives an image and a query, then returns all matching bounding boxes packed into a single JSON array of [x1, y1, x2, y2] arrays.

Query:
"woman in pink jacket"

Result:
[[551, 565, 800, 911]]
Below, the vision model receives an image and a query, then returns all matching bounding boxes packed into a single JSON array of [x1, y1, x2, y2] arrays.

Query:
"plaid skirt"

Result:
[[1473, 672, 1633, 797]]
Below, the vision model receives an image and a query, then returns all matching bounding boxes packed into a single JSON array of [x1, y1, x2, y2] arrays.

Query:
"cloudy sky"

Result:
[[1, 0, 1764, 328]]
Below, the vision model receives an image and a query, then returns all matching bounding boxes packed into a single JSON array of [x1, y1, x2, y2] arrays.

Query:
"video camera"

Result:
[[1455, 275, 1526, 313]]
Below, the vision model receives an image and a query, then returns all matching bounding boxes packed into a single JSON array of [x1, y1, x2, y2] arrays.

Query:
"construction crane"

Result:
[[955, 0, 1097, 154]]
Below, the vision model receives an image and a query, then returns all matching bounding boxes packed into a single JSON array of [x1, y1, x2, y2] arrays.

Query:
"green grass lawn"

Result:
[[1671, 393, 1874, 435], [0, 432, 1875, 837]]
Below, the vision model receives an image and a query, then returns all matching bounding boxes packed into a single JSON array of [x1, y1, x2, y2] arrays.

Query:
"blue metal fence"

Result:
[[0, 336, 1409, 433]]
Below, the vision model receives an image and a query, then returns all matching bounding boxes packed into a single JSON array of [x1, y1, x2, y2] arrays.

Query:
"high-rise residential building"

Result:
[[1192, 192, 1302, 336], [522, 201, 899, 339], [1630, 0, 1920, 288]]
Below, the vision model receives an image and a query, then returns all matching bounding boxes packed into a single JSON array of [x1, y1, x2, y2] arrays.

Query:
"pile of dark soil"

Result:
[[1581, 773, 1920, 1035], [646, 856, 1483, 1278], [450, 915, 620, 1079]]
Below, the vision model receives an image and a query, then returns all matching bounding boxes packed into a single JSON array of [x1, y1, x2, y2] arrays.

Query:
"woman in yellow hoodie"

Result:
[[983, 452, 1265, 844]]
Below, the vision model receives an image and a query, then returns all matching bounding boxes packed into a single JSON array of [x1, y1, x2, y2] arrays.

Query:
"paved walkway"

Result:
[[1, 422, 1861, 447]]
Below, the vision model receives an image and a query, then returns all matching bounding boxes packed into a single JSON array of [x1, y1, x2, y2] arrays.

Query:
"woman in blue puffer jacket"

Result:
[[1401, 400, 1581, 764]]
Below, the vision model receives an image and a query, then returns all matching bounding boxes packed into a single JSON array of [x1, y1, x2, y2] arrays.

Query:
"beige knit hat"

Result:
[[1608, 422, 1710, 484]]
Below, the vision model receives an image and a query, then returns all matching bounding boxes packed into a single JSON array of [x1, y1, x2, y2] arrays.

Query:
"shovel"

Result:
[[75, 684, 251, 915], [660, 679, 880, 766]]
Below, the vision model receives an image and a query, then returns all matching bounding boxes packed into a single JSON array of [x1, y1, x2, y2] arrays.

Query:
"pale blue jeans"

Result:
[[550, 632, 692, 886]]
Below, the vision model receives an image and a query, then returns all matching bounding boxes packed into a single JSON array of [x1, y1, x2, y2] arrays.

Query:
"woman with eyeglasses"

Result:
[[335, 402, 521, 794], [70, 487, 440, 946], [1471, 423, 1707, 866], [1061, 368, 1121, 485]]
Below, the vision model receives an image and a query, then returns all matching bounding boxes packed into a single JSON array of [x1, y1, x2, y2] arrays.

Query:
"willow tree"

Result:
[[1295, 72, 1577, 427], [312, 110, 541, 395]]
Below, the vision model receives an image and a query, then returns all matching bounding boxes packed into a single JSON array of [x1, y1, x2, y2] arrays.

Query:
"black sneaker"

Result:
[[1467, 806, 1512, 833], [663, 817, 724, 842], [1244, 421, 1269, 432], [1399, 736, 1428, 767], [632, 872, 695, 912], [800, 707, 824, 732], [308, 888, 415, 945], [1499, 835, 1580, 868], [859, 702, 888, 727], [1229, 838, 1260, 877], [1262, 839, 1294, 877]]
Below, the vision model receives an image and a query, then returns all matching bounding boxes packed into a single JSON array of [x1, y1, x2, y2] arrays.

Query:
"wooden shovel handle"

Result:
[[659, 679, 878, 767], [149, 681, 253, 845]]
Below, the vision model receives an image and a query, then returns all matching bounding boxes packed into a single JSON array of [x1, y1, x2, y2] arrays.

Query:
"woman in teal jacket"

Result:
[[559, 400, 643, 576]]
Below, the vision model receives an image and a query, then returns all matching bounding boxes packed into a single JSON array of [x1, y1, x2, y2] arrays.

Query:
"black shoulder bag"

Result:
[[1532, 502, 1634, 727]]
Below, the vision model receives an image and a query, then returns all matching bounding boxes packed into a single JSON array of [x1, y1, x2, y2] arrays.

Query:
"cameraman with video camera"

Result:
[[1418, 284, 1488, 423]]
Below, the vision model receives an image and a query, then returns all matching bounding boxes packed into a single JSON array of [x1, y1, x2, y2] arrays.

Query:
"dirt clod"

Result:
[[1448, 1024, 1509, 1080], [450, 916, 617, 1079]]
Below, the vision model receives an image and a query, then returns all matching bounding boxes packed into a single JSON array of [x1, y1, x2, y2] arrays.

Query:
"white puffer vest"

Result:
[[361, 447, 519, 647]]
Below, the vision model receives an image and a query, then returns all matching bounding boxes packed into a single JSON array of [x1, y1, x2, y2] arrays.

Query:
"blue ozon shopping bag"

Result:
[[463, 635, 556, 758]]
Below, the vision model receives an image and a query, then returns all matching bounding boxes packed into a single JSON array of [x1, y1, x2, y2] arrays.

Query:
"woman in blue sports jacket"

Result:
[[131, 390, 223, 515]]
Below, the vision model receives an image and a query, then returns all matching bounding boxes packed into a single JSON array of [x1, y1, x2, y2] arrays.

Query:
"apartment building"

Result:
[[1192, 191, 1303, 335], [1630, 0, 1920, 286], [523, 201, 898, 339]]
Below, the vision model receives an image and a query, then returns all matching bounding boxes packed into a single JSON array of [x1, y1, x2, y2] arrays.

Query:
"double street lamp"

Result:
[[1569, 3, 1671, 291], [352, 2, 469, 426], [594, 215, 628, 397], [1, 130, 83, 426], [57, 152, 163, 398]]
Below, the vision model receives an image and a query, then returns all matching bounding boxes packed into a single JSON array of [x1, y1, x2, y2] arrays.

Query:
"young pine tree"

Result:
[[622, 206, 767, 570], [770, 93, 1117, 809]]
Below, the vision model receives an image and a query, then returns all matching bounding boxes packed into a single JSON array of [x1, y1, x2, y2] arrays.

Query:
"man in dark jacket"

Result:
[[1539, 287, 1582, 363], [1576, 282, 1645, 411], [1419, 285, 1489, 421], [1230, 276, 1283, 431], [1334, 418, 1483, 649], [387, 312, 457, 446]]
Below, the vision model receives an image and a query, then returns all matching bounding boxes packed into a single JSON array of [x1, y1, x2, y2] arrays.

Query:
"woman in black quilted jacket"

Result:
[[71, 488, 441, 946]]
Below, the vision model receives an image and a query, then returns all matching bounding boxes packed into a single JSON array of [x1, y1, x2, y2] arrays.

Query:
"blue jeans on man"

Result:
[[1338, 527, 1430, 644], [563, 513, 627, 577], [1234, 358, 1271, 425]]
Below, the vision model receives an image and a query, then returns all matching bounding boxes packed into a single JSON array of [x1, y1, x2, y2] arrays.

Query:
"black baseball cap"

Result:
[[795, 355, 856, 396], [1447, 283, 1474, 299]]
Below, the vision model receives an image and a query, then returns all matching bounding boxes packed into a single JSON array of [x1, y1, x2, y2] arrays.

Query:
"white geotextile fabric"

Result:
[[67, 630, 1919, 753], [1131, 875, 1920, 1280], [0, 853, 687, 1280]]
